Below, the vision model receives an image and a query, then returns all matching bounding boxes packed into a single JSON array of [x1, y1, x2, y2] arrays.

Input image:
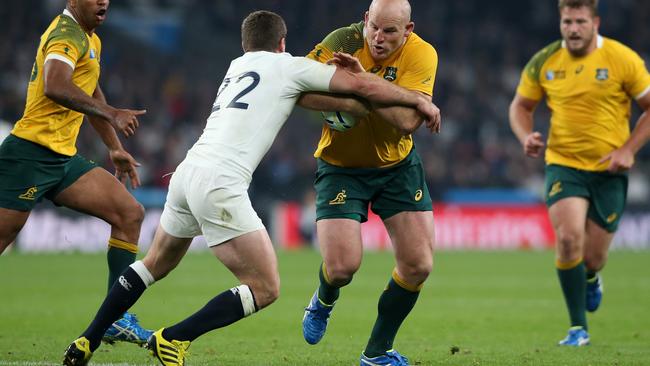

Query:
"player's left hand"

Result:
[[417, 98, 441, 133], [327, 52, 365, 73], [599, 147, 635, 173], [109, 149, 142, 188]]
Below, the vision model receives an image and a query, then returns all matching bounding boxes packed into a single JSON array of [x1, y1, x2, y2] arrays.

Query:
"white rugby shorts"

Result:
[[159, 163, 264, 247]]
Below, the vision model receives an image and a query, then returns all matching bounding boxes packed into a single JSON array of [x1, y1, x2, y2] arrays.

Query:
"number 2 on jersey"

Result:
[[213, 71, 260, 112]]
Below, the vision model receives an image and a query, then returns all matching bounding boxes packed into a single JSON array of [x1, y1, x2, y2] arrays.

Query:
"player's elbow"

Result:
[[43, 79, 64, 102], [399, 119, 421, 135]]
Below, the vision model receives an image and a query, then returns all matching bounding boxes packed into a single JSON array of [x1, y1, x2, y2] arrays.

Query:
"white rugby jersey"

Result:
[[184, 51, 336, 183]]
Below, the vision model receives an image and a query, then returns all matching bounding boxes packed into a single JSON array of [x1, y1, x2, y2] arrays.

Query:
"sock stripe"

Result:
[[108, 237, 138, 254], [321, 262, 333, 285], [234, 284, 257, 316], [556, 257, 583, 270], [130, 260, 155, 287], [391, 268, 423, 292]]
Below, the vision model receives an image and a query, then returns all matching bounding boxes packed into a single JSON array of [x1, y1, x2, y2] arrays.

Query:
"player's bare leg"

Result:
[[212, 229, 280, 309], [583, 219, 614, 313], [318, 219, 364, 287], [147, 229, 280, 365], [303, 218, 363, 345], [55, 167, 151, 345], [0, 208, 30, 253], [65, 227, 192, 366], [361, 211, 434, 361], [54, 167, 144, 244], [549, 197, 591, 346]]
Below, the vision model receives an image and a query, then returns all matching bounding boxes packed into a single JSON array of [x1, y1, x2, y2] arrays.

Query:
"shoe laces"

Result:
[[305, 301, 332, 323], [172, 340, 191, 364], [387, 350, 409, 364]]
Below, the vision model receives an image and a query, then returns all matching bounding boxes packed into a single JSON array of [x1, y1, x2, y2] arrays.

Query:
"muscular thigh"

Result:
[[211, 229, 278, 286], [384, 211, 435, 268], [53, 166, 136, 221]]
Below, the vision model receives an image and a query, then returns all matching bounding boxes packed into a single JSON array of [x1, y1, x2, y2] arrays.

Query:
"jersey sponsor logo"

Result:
[[606, 212, 618, 224], [18, 186, 38, 200], [596, 68, 609, 81], [548, 181, 563, 198], [329, 190, 347, 205], [414, 189, 423, 202], [421, 76, 432, 85], [383, 66, 397, 81], [118, 275, 132, 291], [575, 65, 584, 74]]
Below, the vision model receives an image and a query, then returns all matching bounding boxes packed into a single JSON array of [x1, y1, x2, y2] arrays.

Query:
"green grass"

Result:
[[1, 250, 649, 365]]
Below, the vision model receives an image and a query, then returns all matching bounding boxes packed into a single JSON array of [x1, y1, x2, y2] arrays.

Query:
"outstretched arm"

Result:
[[43, 59, 145, 137]]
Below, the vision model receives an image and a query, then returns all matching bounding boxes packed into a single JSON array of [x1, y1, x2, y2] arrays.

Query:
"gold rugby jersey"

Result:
[[517, 36, 650, 171], [308, 21, 438, 168], [12, 10, 101, 156]]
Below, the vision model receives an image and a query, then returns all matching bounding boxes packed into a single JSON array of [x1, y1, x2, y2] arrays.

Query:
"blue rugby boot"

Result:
[[558, 326, 590, 346], [302, 290, 334, 345], [586, 274, 603, 312], [103, 312, 153, 345], [360, 349, 410, 366]]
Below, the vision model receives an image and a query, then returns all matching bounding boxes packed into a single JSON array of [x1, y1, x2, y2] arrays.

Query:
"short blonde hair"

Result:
[[558, 0, 598, 16]]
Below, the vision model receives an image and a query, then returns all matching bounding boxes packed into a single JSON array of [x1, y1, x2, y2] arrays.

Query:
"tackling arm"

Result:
[[371, 95, 430, 135], [297, 92, 371, 117], [329, 69, 440, 133]]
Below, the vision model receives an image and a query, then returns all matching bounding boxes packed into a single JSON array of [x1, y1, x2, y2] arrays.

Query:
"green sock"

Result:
[[107, 246, 136, 292], [317, 263, 341, 305], [557, 262, 587, 330], [364, 278, 420, 358]]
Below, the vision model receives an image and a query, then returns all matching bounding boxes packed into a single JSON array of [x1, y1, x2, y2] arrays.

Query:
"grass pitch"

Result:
[[1, 250, 649, 365]]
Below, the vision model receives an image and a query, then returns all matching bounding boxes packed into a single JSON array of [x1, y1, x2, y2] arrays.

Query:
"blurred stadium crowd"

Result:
[[1, 0, 649, 210]]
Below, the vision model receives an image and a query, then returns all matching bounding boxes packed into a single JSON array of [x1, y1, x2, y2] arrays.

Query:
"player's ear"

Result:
[[278, 37, 286, 53], [404, 21, 414, 37], [364, 11, 369, 25], [593, 16, 600, 31]]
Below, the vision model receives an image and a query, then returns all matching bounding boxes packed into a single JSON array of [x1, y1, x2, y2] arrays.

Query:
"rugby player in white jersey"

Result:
[[63, 10, 440, 366]]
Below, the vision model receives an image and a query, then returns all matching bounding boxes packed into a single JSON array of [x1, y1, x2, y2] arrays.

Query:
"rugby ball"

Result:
[[321, 111, 357, 132]]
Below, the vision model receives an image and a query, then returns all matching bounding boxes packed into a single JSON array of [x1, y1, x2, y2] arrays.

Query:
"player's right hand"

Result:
[[109, 109, 146, 137], [524, 131, 545, 157]]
